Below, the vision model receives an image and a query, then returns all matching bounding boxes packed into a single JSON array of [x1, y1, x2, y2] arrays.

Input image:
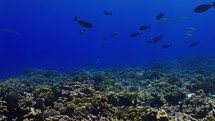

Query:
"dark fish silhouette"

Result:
[[164, 95, 179, 105], [139, 25, 150, 31], [149, 98, 164, 108], [156, 13, 164, 20], [167, 40, 188, 43], [138, 17, 187, 31], [83, 61, 97, 68], [82, 59, 100, 68], [102, 36, 107, 40], [190, 41, 200, 47], [162, 44, 172, 48], [110, 32, 118, 37], [129, 32, 142, 38], [151, 17, 187, 26], [73, 17, 93, 28], [103, 11, 112, 15], [143, 98, 154, 106], [194, 2, 215, 13], [152, 35, 164, 43], [101, 45, 107, 48], [146, 40, 154, 44], [164, 93, 185, 105]]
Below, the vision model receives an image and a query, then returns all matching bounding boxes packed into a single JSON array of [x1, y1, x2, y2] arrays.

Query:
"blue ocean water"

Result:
[[0, 0, 215, 78]]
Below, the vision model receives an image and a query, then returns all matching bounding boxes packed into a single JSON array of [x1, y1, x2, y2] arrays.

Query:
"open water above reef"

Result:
[[1, 55, 215, 120]]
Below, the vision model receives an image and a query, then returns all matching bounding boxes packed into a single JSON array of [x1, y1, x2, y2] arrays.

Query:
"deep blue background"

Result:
[[0, 0, 215, 77]]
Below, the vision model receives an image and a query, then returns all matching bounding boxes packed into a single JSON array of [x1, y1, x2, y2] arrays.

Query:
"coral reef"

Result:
[[1, 55, 215, 120]]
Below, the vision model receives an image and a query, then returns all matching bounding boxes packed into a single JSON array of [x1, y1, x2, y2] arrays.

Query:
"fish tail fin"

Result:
[[73, 16, 78, 21]]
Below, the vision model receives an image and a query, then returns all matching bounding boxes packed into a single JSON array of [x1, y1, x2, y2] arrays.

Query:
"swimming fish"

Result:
[[212, 37, 215, 40], [149, 98, 164, 108], [151, 17, 187, 26], [156, 13, 164, 20], [79, 29, 85, 35], [73, 17, 93, 28], [82, 59, 100, 68], [129, 32, 142, 38], [184, 33, 192, 39], [0, 28, 21, 35], [194, 2, 215, 13], [101, 45, 107, 48], [102, 36, 107, 40], [143, 98, 154, 106], [139, 25, 150, 31], [190, 41, 200, 47], [186, 27, 196, 33], [103, 11, 112, 15], [164, 93, 185, 105], [110, 32, 118, 37], [162, 44, 172, 48], [146, 40, 154, 44], [167, 40, 188, 43], [152, 35, 164, 43], [139, 17, 187, 31]]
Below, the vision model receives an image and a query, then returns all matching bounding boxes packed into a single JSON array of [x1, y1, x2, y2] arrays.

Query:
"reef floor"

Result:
[[1, 55, 215, 121]]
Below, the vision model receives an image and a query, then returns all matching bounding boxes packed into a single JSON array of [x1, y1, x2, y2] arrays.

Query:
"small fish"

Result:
[[82, 59, 99, 68], [184, 33, 192, 39], [103, 11, 112, 15], [79, 29, 85, 35], [129, 32, 142, 38], [149, 98, 164, 108], [158, 34, 164, 38], [190, 41, 200, 47], [194, 2, 215, 13], [151, 17, 187, 26], [164, 95, 179, 105], [167, 40, 188, 43], [0, 28, 21, 35], [164, 93, 186, 105], [110, 32, 118, 37], [146, 40, 154, 44], [143, 98, 154, 106], [139, 25, 150, 31], [152, 35, 164, 43], [156, 13, 164, 20], [186, 27, 196, 33], [162, 44, 172, 48], [101, 45, 107, 48], [102, 36, 107, 40], [73, 17, 93, 28], [212, 37, 215, 40]]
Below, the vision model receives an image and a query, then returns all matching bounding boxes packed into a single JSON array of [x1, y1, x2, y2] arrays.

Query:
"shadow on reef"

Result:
[[1, 55, 215, 120]]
